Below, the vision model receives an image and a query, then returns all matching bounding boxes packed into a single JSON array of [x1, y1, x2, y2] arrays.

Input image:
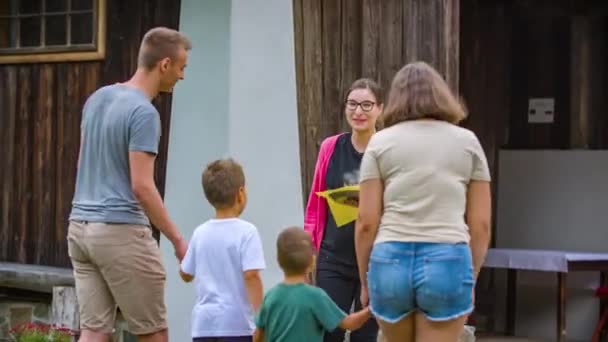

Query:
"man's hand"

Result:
[[173, 236, 188, 261]]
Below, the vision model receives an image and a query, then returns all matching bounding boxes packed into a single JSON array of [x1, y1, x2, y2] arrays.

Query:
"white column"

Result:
[[162, 1, 231, 341], [227, 0, 303, 289], [164, 0, 302, 341]]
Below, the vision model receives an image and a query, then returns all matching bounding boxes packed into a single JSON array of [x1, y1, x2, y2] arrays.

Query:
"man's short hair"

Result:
[[201, 159, 245, 209], [138, 27, 192, 70], [277, 227, 313, 276]]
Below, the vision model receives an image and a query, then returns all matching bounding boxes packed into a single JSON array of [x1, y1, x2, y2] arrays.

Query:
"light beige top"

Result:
[[359, 120, 491, 244]]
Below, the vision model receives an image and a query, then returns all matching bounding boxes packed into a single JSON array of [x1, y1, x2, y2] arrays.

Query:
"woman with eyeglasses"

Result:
[[304, 78, 383, 342]]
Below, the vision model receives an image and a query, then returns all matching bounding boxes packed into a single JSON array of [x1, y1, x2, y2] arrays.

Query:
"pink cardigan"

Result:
[[304, 133, 344, 251]]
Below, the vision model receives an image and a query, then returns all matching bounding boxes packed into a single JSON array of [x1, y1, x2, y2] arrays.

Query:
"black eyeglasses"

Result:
[[345, 100, 376, 112]]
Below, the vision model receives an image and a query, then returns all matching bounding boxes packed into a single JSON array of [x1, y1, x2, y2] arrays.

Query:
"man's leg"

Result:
[[73, 262, 116, 342], [68, 221, 117, 342], [316, 268, 357, 342], [137, 329, 169, 342], [93, 224, 168, 341]]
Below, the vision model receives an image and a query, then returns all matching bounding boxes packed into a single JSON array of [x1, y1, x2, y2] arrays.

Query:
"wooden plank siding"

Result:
[[460, 0, 512, 240], [0, 0, 182, 268], [460, 0, 607, 239], [293, 0, 461, 202], [293, 0, 608, 206], [293, 0, 607, 334]]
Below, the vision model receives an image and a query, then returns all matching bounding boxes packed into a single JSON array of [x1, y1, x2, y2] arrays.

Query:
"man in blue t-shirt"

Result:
[[67, 27, 191, 342]]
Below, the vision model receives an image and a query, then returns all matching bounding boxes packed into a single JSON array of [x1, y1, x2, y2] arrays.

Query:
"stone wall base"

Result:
[[0, 301, 134, 342]]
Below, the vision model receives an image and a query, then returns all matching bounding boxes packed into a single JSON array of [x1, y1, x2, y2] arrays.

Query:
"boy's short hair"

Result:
[[202, 159, 245, 209], [277, 227, 313, 276]]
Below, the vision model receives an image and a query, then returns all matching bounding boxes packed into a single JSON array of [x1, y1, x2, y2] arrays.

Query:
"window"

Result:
[[0, 0, 106, 64]]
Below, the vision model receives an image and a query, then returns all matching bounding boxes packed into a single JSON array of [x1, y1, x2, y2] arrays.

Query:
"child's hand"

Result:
[[179, 268, 194, 282]]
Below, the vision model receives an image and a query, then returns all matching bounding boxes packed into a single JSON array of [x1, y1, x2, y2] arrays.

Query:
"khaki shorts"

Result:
[[67, 221, 167, 335]]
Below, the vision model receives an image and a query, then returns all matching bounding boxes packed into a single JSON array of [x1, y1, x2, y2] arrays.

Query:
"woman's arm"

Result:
[[466, 180, 492, 278], [304, 139, 331, 249], [303, 151, 324, 284], [355, 179, 383, 297]]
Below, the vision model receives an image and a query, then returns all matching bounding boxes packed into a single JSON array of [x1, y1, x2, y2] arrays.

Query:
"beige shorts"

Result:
[[67, 221, 167, 335]]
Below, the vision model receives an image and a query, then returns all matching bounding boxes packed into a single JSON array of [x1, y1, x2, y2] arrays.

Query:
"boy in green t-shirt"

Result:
[[253, 227, 371, 342]]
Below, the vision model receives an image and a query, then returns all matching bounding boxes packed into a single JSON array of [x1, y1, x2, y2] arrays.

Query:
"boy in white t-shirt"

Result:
[[180, 158, 266, 342]]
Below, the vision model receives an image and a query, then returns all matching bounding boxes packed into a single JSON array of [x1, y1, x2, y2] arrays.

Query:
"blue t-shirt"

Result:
[[181, 218, 266, 338], [70, 84, 161, 226]]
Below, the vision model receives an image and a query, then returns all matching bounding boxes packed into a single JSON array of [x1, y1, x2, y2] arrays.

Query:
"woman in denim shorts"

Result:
[[355, 61, 492, 341]]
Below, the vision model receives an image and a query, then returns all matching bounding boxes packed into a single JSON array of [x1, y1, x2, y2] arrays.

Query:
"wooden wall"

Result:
[[293, 0, 607, 334], [460, 0, 511, 189], [505, 1, 571, 149], [461, 0, 607, 331], [461, 0, 608, 215], [463, 0, 608, 152], [294, 0, 608, 205], [293, 0, 460, 201], [0, 0, 181, 268]]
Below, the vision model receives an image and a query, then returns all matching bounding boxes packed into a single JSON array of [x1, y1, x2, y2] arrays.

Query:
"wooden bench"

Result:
[[0, 262, 74, 294], [0, 262, 78, 334]]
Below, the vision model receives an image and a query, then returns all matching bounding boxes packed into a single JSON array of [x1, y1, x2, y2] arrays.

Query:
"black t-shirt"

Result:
[[318, 133, 362, 276]]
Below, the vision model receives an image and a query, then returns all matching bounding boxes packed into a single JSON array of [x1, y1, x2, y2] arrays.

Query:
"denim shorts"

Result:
[[368, 241, 475, 322]]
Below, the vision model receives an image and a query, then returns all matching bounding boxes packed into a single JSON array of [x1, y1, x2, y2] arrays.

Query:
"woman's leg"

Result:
[[317, 268, 356, 342], [377, 316, 415, 342], [413, 243, 474, 342], [414, 312, 467, 342], [367, 242, 417, 342]]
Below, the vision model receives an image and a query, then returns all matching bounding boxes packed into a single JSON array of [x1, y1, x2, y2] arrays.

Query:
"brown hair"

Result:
[[202, 159, 245, 209], [344, 78, 384, 105], [382, 61, 466, 128], [277, 227, 314, 276], [138, 27, 192, 70]]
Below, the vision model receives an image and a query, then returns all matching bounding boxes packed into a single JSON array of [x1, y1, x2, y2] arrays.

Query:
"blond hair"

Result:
[[382, 61, 466, 128], [137, 27, 192, 70]]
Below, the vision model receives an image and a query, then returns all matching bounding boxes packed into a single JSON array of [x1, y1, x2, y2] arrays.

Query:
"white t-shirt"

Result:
[[359, 120, 491, 244], [181, 218, 266, 338]]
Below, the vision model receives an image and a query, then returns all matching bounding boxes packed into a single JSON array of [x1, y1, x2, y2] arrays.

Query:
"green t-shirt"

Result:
[[255, 283, 346, 341]]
